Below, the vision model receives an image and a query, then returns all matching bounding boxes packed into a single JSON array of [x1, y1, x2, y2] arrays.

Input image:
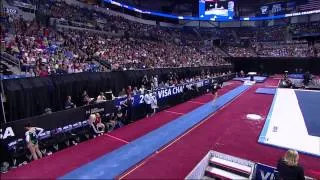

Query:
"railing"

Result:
[[0, 52, 21, 70]]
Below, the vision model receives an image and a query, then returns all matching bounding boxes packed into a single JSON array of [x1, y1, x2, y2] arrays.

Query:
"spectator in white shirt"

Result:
[[132, 86, 139, 95], [144, 90, 152, 117], [153, 75, 158, 88], [150, 92, 158, 116], [139, 85, 145, 94], [96, 92, 106, 103]]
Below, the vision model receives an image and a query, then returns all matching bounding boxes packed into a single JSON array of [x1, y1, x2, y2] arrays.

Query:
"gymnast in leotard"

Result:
[[25, 123, 43, 160]]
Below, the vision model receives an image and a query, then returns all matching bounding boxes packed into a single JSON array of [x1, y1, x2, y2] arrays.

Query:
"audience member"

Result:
[[65, 96, 76, 109], [96, 92, 106, 103], [277, 150, 305, 180]]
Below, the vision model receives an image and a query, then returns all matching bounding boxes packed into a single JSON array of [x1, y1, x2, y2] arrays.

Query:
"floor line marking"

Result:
[[188, 100, 206, 105], [118, 86, 251, 180], [105, 134, 129, 144], [164, 110, 184, 115]]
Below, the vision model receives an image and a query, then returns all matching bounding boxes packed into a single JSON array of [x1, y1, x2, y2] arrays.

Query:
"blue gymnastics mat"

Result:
[[288, 74, 304, 79], [233, 76, 267, 83], [60, 85, 250, 179], [256, 88, 276, 95], [295, 90, 320, 137], [258, 88, 320, 157]]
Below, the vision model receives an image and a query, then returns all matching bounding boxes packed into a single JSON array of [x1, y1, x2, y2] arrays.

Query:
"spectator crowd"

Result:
[[2, 0, 320, 78]]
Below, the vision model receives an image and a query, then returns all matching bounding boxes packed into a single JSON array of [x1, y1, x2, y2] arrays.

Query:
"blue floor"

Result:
[[60, 85, 250, 180], [256, 88, 276, 95], [295, 90, 320, 137], [288, 74, 304, 79]]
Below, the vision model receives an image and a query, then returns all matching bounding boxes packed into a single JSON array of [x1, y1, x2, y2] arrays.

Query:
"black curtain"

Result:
[[230, 57, 320, 75]]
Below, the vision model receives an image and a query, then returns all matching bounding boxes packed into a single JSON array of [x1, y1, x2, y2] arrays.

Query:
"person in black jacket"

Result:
[[121, 94, 134, 124], [277, 149, 305, 180]]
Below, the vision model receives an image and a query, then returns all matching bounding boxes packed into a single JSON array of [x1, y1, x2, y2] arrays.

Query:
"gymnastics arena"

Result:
[[1, 0, 320, 179]]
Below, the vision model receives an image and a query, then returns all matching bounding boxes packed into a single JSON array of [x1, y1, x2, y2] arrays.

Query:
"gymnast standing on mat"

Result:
[[211, 83, 219, 106]]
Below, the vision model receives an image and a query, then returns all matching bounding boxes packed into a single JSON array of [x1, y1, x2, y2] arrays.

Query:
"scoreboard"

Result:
[[199, 0, 235, 20]]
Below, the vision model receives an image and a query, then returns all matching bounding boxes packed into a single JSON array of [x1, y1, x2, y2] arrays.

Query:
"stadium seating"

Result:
[[2, 0, 320, 79]]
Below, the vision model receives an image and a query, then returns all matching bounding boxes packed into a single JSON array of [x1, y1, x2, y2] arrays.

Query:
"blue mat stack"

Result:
[[233, 76, 267, 83], [256, 88, 276, 95]]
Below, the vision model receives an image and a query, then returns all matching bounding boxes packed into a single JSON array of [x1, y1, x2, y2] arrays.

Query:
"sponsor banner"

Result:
[[156, 85, 185, 99], [83, 100, 115, 116], [254, 163, 278, 180], [0, 101, 115, 149], [259, 1, 296, 16], [4, 7, 18, 14], [113, 76, 233, 108], [114, 79, 212, 107]]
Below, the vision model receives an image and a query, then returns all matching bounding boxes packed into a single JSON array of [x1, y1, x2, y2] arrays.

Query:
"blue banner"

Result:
[[255, 163, 278, 180], [114, 79, 211, 107], [259, 1, 296, 16]]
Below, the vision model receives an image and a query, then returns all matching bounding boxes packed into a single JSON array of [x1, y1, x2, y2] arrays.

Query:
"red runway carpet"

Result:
[[1, 82, 240, 179], [121, 78, 320, 179]]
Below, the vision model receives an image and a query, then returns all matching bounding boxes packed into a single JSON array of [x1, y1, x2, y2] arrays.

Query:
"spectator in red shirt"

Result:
[[39, 66, 49, 77]]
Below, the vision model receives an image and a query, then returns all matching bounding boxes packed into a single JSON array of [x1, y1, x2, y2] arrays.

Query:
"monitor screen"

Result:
[[199, 0, 235, 20]]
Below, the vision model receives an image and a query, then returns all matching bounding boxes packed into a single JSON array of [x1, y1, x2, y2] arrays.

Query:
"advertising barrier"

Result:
[[0, 101, 115, 149], [114, 77, 220, 107], [254, 163, 278, 180]]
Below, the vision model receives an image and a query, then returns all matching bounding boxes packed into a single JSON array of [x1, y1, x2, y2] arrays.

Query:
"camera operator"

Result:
[[303, 71, 311, 87]]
